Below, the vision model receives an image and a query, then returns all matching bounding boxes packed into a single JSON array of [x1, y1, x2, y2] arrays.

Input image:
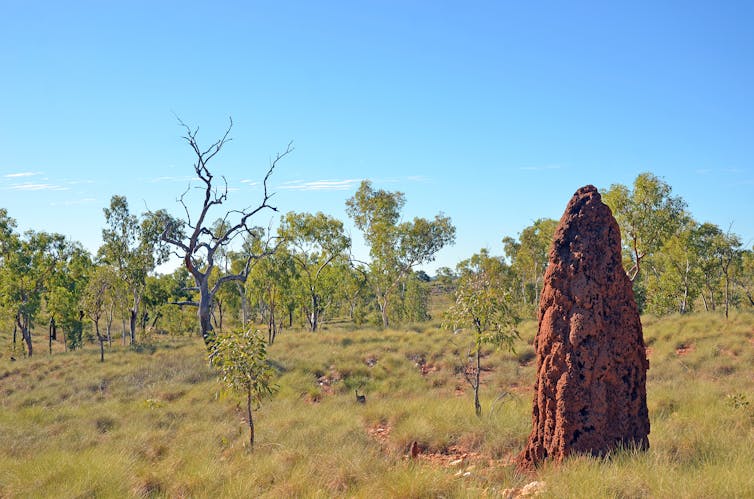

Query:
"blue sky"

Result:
[[1, 1, 752, 273]]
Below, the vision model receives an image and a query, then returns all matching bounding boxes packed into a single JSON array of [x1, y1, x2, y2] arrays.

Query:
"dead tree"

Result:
[[155, 118, 292, 348]]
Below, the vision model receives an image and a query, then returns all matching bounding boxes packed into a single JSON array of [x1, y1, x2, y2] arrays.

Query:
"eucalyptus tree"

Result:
[[398, 271, 432, 322], [81, 265, 117, 361], [45, 243, 92, 351], [644, 223, 703, 315], [278, 211, 350, 331], [346, 180, 455, 328], [335, 260, 369, 322], [694, 223, 726, 312], [445, 249, 519, 416], [211, 328, 277, 448], [246, 247, 297, 344], [151, 118, 292, 348], [502, 218, 557, 310], [100, 195, 167, 345], [141, 274, 172, 334], [0, 230, 73, 357], [717, 229, 742, 319], [602, 173, 688, 281], [0, 209, 19, 349], [736, 248, 754, 308]]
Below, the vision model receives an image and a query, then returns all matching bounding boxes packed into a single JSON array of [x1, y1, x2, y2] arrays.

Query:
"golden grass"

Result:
[[0, 312, 752, 497]]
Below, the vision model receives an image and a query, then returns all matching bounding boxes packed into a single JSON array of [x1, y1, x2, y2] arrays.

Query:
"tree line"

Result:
[[446, 172, 754, 321], [2, 168, 751, 358]]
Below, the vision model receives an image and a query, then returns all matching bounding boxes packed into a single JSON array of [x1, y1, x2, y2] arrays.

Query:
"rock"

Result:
[[501, 481, 545, 498], [520, 481, 546, 496], [518, 185, 650, 471]]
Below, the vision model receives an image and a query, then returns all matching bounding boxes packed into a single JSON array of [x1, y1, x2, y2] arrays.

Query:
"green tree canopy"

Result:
[[602, 172, 688, 281], [346, 180, 456, 327], [279, 211, 351, 331]]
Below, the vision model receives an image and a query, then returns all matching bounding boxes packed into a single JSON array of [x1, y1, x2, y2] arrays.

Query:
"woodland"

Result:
[[1, 128, 753, 497]]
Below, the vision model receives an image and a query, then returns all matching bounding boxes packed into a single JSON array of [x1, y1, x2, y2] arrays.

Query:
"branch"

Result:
[[171, 301, 199, 308]]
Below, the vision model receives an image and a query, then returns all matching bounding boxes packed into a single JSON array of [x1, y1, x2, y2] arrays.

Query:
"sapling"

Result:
[[444, 264, 519, 417], [211, 328, 277, 448]]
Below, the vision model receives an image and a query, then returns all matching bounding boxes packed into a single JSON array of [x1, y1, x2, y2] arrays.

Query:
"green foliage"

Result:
[[396, 272, 431, 323], [279, 211, 351, 331], [346, 180, 456, 327], [502, 218, 557, 315], [445, 249, 520, 415], [210, 328, 277, 447], [211, 328, 277, 407], [99, 195, 167, 345], [602, 172, 688, 281]]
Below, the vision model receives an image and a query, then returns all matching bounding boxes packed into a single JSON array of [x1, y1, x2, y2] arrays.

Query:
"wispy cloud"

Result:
[[4, 171, 41, 178], [240, 179, 259, 186], [50, 197, 98, 206], [519, 164, 562, 171], [407, 175, 431, 183], [278, 179, 361, 191], [8, 182, 69, 192]]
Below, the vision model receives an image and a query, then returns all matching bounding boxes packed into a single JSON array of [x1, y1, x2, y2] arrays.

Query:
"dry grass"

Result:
[[0, 312, 752, 497]]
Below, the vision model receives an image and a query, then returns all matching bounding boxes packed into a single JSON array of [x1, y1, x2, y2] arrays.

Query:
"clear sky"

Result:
[[1, 1, 752, 274]]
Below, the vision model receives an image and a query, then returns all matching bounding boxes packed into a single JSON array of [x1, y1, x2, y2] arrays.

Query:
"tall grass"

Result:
[[0, 312, 752, 497]]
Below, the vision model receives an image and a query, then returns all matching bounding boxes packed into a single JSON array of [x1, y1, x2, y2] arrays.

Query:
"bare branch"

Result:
[[157, 116, 291, 346]]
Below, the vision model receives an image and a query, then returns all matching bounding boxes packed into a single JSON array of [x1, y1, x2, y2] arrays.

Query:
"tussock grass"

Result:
[[0, 312, 752, 497]]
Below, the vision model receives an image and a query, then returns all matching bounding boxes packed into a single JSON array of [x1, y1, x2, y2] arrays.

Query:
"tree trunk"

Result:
[[236, 281, 250, 327], [18, 314, 32, 358], [48, 317, 55, 355], [150, 312, 161, 332], [198, 280, 214, 347], [246, 387, 255, 448], [378, 294, 390, 328], [129, 289, 141, 345], [309, 293, 318, 332], [214, 300, 223, 331], [95, 320, 104, 363], [106, 303, 114, 347], [24, 328, 32, 357], [12, 323, 17, 350], [268, 306, 277, 345], [474, 348, 482, 417], [129, 309, 137, 346]]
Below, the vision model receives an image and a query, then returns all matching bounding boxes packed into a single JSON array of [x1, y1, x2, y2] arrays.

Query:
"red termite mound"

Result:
[[517, 185, 650, 471]]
